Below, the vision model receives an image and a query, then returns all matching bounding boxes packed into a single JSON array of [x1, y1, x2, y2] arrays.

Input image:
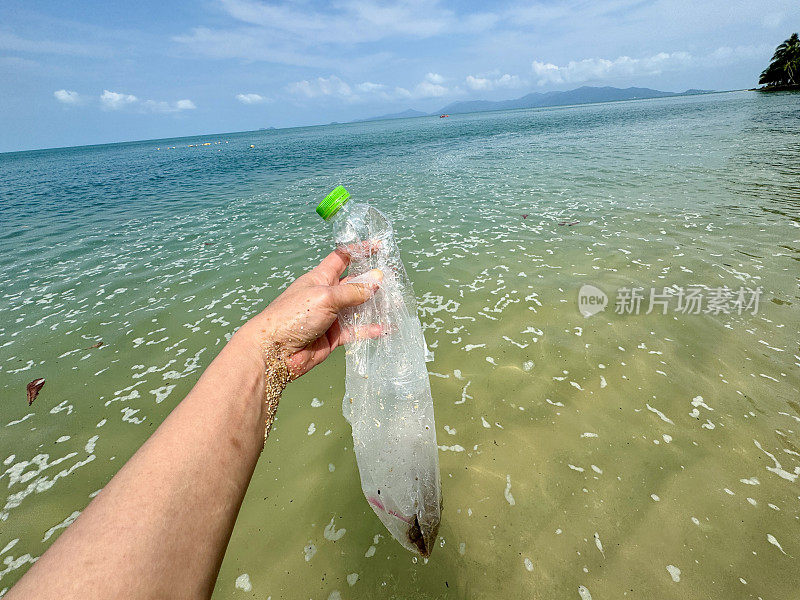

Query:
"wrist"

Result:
[[229, 322, 291, 444], [230, 321, 271, 368]]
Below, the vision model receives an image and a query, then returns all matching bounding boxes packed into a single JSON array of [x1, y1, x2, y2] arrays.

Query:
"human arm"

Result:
[[6, 249, 381, 600]]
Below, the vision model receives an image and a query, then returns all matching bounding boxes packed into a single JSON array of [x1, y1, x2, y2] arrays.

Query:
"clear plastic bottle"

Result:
[[316, 186, 441, 557]]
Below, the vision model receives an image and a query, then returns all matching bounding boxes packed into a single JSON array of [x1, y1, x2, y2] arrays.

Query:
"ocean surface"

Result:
[[1, 90, 799, 599]]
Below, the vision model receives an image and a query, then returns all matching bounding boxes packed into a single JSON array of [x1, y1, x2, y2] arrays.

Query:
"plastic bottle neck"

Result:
[[328, 200, 353, 224]]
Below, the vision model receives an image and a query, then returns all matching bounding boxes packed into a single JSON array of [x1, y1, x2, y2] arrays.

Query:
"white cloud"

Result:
[[236, 93, 268, 104], [414, 80, 448, 98], [465, 75, 491, 90], [100, 89, 138, 110], [213, 0, 470, 43], [425, 72, 445, 84], [54, 89, 81, 104], [284, 72, 457, 102], [359, 74, 451, 100], [530, 45, 773, 86], [465, 73, 521, 91], [173, 0, 498, 68], [531, 52, 694, 85], [531, 61, 561, 81], [287, 75, 352, 98], [99, 90, 195, 112], [143, 99, 197, 113], [411, 72, 448, 98]]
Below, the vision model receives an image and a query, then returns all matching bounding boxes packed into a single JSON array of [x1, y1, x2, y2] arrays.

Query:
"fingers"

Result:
[[328, 269, 383, 309], [313, 248, 351, 284], [312, 241, 384, 285], [336, 323, 385, 346], [328, 284, 373, 309]]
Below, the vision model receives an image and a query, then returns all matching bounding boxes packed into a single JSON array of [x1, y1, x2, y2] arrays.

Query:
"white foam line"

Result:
[[504, 475, 515, 506], [5, 414, 34, 427], [646, 403, 674, 425], [767, 534, 786, 555]]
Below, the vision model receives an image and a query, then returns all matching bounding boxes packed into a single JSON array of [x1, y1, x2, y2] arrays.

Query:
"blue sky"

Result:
[[1, 0, 797, 152]]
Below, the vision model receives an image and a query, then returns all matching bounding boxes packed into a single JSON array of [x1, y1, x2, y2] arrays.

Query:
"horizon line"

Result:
[[1, 87, 746, 156]]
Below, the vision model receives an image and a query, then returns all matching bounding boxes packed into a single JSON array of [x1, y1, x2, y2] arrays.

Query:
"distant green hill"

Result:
[[356, 86, 716, 123], [437, 86, 715, 115]]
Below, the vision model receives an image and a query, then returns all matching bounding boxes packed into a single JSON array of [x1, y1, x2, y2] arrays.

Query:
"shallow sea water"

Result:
[[1, 91, 799, 598]]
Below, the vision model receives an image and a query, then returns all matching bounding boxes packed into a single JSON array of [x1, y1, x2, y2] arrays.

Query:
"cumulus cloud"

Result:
[[236, 93, 268, 104], [413, 72, 448, 98], [99, 90, 195, 112], [413, 81, 447, 98], [531, 52, 693, 85], [284, 72, 457, 102], [100, 89, 138, 110], [530, 45, 772, 86], [54, 89, 81, 104], [143, 99, 197, 113], [465, 73, 521, 91], [425, 72, 445, 84], [287, 75, 352, 98]]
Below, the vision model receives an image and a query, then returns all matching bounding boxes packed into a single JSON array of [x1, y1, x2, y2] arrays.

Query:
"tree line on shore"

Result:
[[759, 33, 799, 90]]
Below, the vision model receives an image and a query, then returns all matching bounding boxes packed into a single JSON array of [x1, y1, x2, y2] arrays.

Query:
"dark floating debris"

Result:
[[27, 378, 45, 406], [522, 214, 528, 219], [86, 341, 104, 349], [203, 242, 213, 246], [568, 221, 580, 226]]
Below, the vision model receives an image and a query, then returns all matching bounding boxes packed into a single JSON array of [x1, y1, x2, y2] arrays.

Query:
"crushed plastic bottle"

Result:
[[316, 185, 442, 557]]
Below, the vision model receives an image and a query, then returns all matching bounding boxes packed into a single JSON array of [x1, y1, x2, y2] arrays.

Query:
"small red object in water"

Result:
[[558, 221, 567, 226], [86, 341, 104, 349], [522, 214, 528, 219], [27, 378, 45, 406], [568, 221, 580, 226], [439, 114, 449, 118]]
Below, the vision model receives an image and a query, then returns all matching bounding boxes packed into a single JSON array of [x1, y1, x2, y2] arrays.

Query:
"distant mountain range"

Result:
[[359, 86, 715, 122]]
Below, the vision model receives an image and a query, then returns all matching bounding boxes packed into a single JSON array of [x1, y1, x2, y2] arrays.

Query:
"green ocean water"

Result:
[[1, 90, 799, 598]]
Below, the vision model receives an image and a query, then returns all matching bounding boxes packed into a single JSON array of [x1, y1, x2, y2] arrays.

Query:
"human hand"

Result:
[[236, 248, 383, 378]]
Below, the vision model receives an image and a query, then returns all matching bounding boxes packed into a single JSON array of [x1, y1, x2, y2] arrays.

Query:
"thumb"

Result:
[[329, 269, 383, 309]]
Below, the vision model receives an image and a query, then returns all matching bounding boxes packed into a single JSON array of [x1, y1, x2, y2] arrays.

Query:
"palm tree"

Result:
[[759, 33, 800, 88]]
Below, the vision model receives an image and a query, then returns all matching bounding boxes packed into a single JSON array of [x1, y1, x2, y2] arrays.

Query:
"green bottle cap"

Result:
[[317, 185, 350, 220]]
